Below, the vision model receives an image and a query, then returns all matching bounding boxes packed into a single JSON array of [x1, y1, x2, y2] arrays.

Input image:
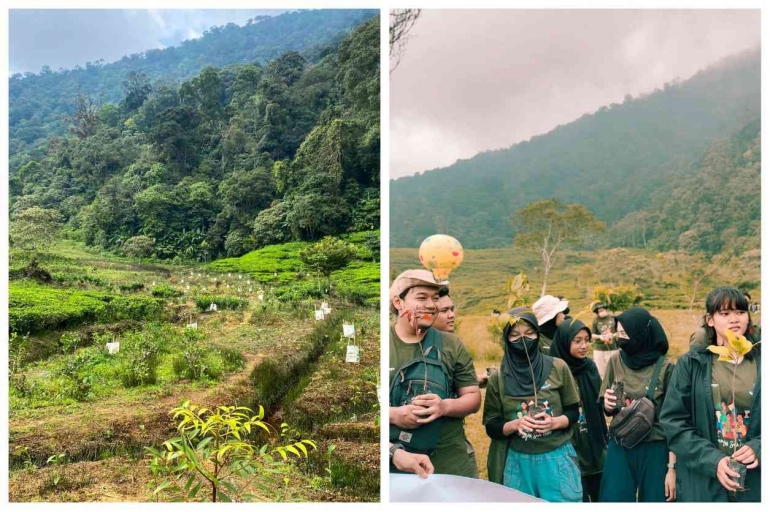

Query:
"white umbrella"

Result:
[[389, 474, 544, 503]]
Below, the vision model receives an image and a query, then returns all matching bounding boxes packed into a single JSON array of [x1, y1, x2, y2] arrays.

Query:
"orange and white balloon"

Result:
[[419, 234, 464, 280]]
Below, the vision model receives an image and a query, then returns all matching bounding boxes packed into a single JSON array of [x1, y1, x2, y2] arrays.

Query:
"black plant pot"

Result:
[[728, 459, 747, 490], [528, 404, 544, 418]]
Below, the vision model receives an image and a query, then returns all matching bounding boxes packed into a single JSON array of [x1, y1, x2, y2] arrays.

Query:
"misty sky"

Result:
[[391, 9, 760, 179], [10, 9, 287, 75]]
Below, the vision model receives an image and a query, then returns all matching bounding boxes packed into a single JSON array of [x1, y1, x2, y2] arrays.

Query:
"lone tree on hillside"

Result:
[[10, 207, 64, 254], [123, 235, 155, 265], [512, 199, 605, 296], [298, 237, 357, 277]]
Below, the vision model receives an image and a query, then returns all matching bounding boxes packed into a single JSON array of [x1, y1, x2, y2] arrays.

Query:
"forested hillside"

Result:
[[9, 14, 379, 262], [390, 48, 760, 250], [10, 9, 376, 151]]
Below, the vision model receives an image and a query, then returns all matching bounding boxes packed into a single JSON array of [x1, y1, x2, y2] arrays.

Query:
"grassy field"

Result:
[[392, 244, 760, 480], [9, 237, 380, 502], [391, 246, 760, 316]]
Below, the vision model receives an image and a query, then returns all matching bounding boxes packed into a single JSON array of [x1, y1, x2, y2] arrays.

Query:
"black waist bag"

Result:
[[609, 356, 664, 449]]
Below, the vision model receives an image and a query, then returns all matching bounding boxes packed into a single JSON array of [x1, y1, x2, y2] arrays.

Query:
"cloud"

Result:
[[9, 9, 286, 75], [390, 9, 760, 179]]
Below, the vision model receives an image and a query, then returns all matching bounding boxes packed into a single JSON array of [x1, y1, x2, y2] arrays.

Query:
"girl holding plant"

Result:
[[661, 287, 761, 502], [598, 306, 677, 502], [483, 307, 583, 502], [550, 318, 607, 502]]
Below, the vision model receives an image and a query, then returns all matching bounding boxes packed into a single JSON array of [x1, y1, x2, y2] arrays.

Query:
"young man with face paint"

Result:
[[389, 270, 481, 478], [661, 287, 761, 502]]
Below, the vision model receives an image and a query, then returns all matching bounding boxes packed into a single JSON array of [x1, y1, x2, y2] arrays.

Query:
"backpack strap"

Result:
[[420, 327, 443, 361], [646, 356, 665, 401]]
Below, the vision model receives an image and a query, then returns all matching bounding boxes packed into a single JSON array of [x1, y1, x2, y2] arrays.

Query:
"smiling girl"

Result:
[[661, 287, 761, 502]]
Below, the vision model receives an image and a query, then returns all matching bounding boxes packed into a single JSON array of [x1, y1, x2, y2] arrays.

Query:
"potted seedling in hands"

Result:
[[708, 328, 761, 491]]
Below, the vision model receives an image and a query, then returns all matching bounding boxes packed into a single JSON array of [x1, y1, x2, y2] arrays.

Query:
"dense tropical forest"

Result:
[[390, 48, 760, 252], [10, 10, 379, 262], [10, 9, 376, 147]]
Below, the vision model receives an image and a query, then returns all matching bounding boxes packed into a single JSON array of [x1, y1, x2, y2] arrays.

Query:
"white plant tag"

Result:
[[343, 323, 355, 338], [106, 342, 120, 355], [186, 322, 198, 330], [345, 344, 360, 363], [258, 292, 264, 301], [315, 309, 325, 321], [209, 303, 218, 312]]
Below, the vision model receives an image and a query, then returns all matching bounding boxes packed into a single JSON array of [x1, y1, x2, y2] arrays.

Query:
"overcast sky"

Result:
[[391, 9, 760, 179], [10, 9, 287, 75]]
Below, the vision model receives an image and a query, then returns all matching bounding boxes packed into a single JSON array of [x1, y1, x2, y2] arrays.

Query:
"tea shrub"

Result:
[[151, 284, 183, 298]]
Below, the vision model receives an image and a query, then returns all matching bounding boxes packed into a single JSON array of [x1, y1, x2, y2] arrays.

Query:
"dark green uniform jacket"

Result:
[[660, 346, 761, 502]]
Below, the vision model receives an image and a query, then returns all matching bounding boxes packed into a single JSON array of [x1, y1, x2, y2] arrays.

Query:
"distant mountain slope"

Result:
[[10, 9, 377, 152], [390, 48, 760, 249], [9, 15, 380, 262]]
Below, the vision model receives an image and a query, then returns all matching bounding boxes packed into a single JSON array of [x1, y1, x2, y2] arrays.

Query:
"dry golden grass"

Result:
[[456, 309, 705, 479]]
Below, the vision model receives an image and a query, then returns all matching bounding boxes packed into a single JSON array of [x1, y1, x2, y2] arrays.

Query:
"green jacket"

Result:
[[539, 334, 552, 355], [660, 346, 761, 502]]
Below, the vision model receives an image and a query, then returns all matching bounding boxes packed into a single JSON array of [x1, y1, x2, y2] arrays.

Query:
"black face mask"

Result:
[[616, 335, 631, 349], [508, 336, 540, 357]]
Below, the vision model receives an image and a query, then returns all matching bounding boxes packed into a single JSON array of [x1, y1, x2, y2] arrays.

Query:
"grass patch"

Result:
[[150, 285, 182, 298], [9, 282, 162, 334]]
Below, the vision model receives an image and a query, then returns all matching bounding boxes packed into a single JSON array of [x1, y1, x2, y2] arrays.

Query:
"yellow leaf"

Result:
[[707, 345, 735, 362], [724, 328, 753, 357]]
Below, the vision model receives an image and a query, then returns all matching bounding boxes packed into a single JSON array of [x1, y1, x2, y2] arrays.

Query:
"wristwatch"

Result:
[[667, 462, 676, 469], [389, 443, 405, 460]]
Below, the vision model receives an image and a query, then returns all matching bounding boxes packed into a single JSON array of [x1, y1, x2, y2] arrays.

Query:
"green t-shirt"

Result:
[[571, 389, 606, 475], [599, 353, 675, 443], [711, 355, 758, 456], [389, 326, 479, 476], [591, 315, 618, 351], [485, 358, 580, 454]]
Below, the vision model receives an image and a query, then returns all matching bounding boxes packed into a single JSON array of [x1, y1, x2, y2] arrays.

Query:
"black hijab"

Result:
[[615, 307, 669, 370], [501, 307, 555, 397], [551, 318, 607, 462]]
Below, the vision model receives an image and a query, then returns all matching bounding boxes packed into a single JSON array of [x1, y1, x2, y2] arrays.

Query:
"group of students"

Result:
[[388, 269, 761, 502]]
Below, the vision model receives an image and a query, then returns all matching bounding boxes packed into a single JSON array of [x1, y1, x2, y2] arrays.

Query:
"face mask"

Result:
[[508, 335, 540, 357]]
